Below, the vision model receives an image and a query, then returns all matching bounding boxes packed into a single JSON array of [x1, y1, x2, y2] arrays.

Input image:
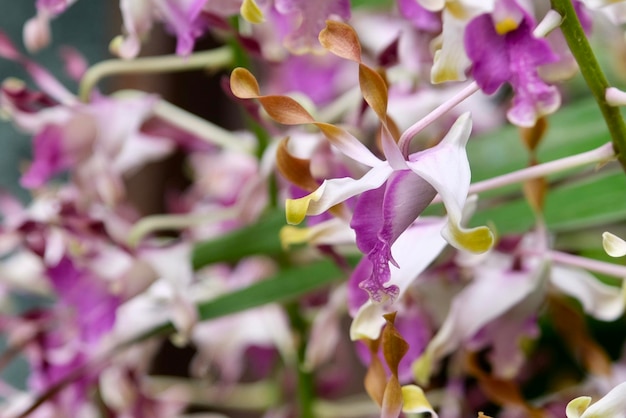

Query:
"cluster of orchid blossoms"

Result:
[[3, 0, 626, 417]]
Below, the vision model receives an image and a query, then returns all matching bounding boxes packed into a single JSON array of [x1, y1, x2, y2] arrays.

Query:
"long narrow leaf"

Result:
[[197, 259, 344, 319], [192, 210, 285, 269]]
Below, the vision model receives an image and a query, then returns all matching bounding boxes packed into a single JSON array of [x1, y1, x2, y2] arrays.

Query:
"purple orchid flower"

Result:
[[114, 0, 210, 58], [230, 21, 494, 306], [464, 0, 561, 126]]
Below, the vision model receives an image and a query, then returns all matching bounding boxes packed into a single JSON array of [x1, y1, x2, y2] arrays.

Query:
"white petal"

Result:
[[551, 265, 626, 321], [286, 163, 393, 224], [407, 113, 472, 225], [414, 257, 549, 384], [431, 10, 471, 83], [407, 113, 493, 254], [578, 381, 626, 418], [350, 299, 387, 340], [566, 396, 591, 418], [417, 0, 445, 11], [603, 232, 626, 257], [384, 217, 448, 294]]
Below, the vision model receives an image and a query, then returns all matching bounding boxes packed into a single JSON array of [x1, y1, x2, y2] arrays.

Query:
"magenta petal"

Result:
[[351, 170, 437, 302], [268, 54, 348, 106], [350, 183, 385, 255], [379, 170, 436, 245], [465, 9, 560, 126], [36, 0, 70, 15], [505, 18, 560, 126], [0, 31, 21, 60], [47, 257, 119, 344], [398, 0, 441, 32], [159, 0, 209, 56], [359, 239, 398, 302], [21, 124, 69, 189], [348, 257, 374, 316], [464, 14, 510, 94], [394, 309, 431, 383]]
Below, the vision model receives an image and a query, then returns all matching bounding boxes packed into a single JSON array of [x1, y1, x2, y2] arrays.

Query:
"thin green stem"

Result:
[[550, 0, 626, 172], [113, 89, 256, 154], [79, 46, 233, 101], [286, 302, 316, 418]]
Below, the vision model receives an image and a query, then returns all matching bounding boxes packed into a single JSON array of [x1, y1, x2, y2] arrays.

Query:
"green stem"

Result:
[[286, 302, 316, 418], [550, 0, 626, 172], [79, 46, 233, 101]]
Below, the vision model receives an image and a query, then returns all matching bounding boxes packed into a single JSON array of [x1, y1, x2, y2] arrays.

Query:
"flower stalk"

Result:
[[286, 302, 316, 418], [550, 0, 626, 173], [79, 46, 234, 101]]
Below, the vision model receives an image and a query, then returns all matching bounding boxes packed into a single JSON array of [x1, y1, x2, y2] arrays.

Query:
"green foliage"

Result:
[[471, 170, 626, 234], [192, 210, 285, 269], [350, 0, 393, 8], [196, 259, 343, 320], [469, 98, 610, 184], [468, 98, 626, 235]]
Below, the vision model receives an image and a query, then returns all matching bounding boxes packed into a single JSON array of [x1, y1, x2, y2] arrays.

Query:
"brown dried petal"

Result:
[[276, 137, 319, 191], [523, 176, 547, 214], [258, 96, 315, 125], [548, 296, 612, 376], [381, 375, 404, 418], [364, 339, 386, 407], [230, 67, 262, 98], [319, 20, 362, 63], [519, 116, 548, 152], [359, 64, 389, 124], [382, 312, 409, 378]]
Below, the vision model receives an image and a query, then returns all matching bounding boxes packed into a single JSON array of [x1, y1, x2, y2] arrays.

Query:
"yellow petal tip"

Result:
[[444, 224, 495, 254], [565, 396, 591, 418], [603, 231, 626, 257], [401, 385, 435, 414], [241, 0, 265, 24], [495, 17, 519, 34], [412, 351, 433, 387], [279, 225, 310, 249]]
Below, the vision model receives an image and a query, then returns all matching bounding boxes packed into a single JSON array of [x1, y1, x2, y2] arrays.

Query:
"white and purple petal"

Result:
[[351, 170, 438, 301], [285, 163, 393, 225], [350, 217, 447, 340], [465, 7, 561, 126]]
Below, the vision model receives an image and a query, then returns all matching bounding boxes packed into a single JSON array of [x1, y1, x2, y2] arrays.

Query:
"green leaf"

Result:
[[197, 259, 343, 320], [192, 210, 285, 269], [470, 170, 626, 235], [82, 259, 346, 384], [468, 98, 611, 185], [466, 98, 626, 235], [350, 0, 393, 8], [545, 170, 626, 231]]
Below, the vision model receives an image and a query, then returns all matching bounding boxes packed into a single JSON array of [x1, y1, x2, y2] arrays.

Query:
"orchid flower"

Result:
[[349, 216, 447, 342], [241, 0, 352, 55], [428, 0, 495, 83], [464, 0, 561, 127], [414, 230, 626, 385], [230, 21, 493, 304], [566, 381, 626, 418], [113, 0, 210, 58], [189, 257, 294, 383]]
